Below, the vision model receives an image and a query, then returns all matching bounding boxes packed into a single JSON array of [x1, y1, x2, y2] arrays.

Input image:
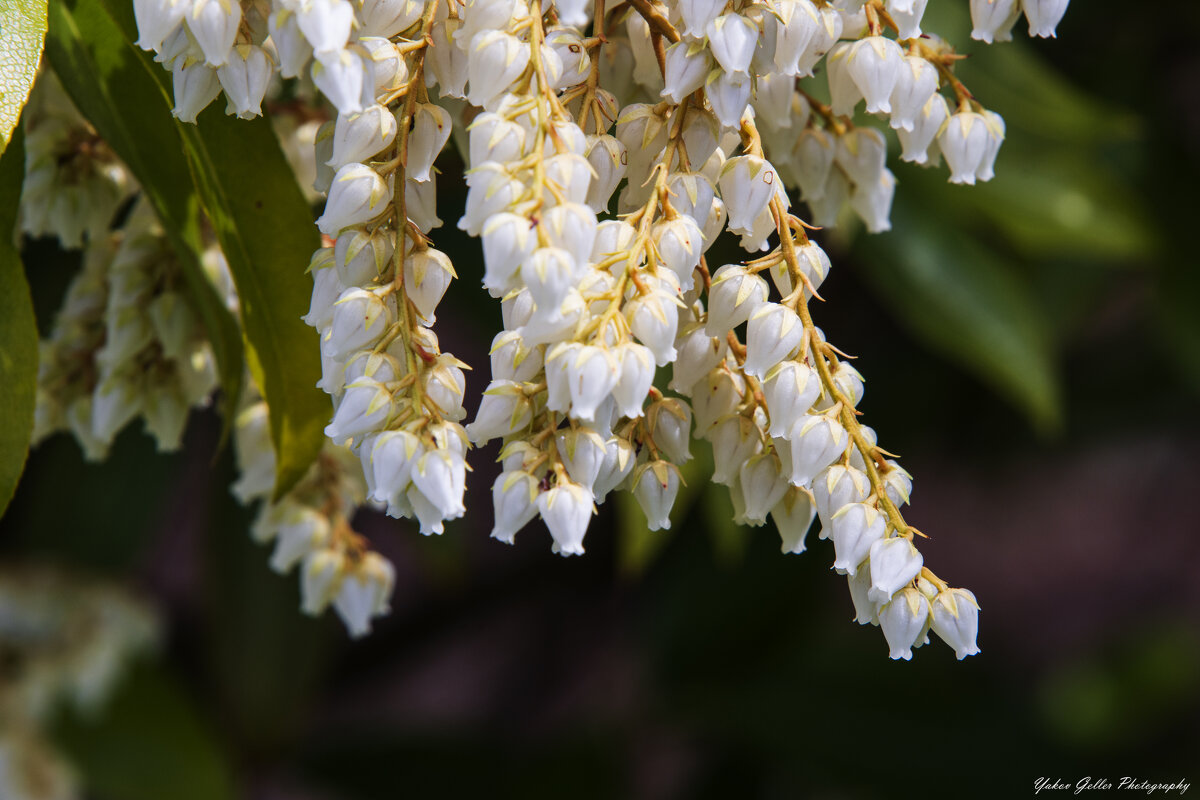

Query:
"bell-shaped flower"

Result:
[[707, 13, 758, 77], [661, 40, 711, 104], [794, 5, 842, 76], [897, 92, 949, 164], [467, 31, 530, 109], [335, 225, 394, 286], [931, 587, 981, 659], [312, 49, 367, 115], [829, 502, 886, 576], [889, 55, 939, 132], [812, 463, 871, 534], [1023, 0, 1069, 38], [171, 61, 221, 124], [594, 436, 636, 499], [541, 203, 598, 268], [652, 216, 704, 291], [647, 398, 693, 464], [481, 213, 535, 296], [411, 448, 467, 521], [317, 163, 390, 235], [583, 135, 626, 214], [976, 110, 1006, 182], [705, 69, 752, 130], [970, 0, 1020, 43], [612, 343, 656, 418], [887, 0, 928, 38], [468, 112, 526, 168], [791, 128, 836, 202], [693, 368, 744, 433], [771, 0, 820, 76], [744, 303, 804, 380], [332, 552, 394, 638], [847, 567, 878, 625], [556, 427, 607, 490], [490, 330, 544, 383], [835, 127, 887, 186], [939, 111, 991, 185], [522, 247, 577, 317], [267, 10, 312, 79], [217, 44, 271, 119], [326, 286, 393, 359], [187, 0, 240, 66], [708, 414, 763, 485], [304, 259, 342, 331], [719, 156, 781, 235], [868, 535, 924, 605], [301, 549, 346, 615], [359, 0, 423, 37], [491, 470, 540, 544], [825, 41, 862, 116], [538, 481, 595, 556], [567, 345, 619, 423], [849, 167, 896, 234], [761, 360, 821, 437], [519, 290, 585, 347], [781, 413, 848, 487], [771, 485, 817, 553], [407, 103, 452, 182], [705, 264, 768, 337], [546, 28, 590, 89], [626, 289, 681, 366], [466, 380, 533, 444], [592, 222, 636, 265], [404, 247, 455, 325], [670, 324, 724, 393], [134, 0, 188, 52], [422, 355, 468, 421], [295, 0, 353, 54], [878, 587, 931, 660], [544, 153, 593, 205], [325, 377, 393, 443], [846, 36, 903, 115], [738, 453, 789, 525], [615, 103, 669, 175], [678, 0, 724, 37], [405, 175, 442, 232], [459, 163, 522, 236], [369, 429, 423, 503], [633, 461, 681, 531]]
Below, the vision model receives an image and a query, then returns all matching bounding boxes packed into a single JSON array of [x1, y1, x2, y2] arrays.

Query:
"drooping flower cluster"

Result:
[[0, 568, 159, 800], [231, 385, 395, 637], [32, 199, 221, 460], [111, 0, 1077, 657]]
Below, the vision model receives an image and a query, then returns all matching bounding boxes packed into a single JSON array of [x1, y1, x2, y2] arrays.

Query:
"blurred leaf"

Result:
[[54, 664, 236, 800], [0, 0, 47, 153], [177, 106, 327, 499], [857, 208, 1062, 431], [44, 0, 244, 426], [0, 126, 38, 515]]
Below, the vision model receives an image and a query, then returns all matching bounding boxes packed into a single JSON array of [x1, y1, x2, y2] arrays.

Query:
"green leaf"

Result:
[[53, 664, 236, 800], [177, 108, 327, 499], [857, 208, 1063, 432], [44, 0, 244, 428], [0, 126, 39, 515], [0, 0, 47, 154]]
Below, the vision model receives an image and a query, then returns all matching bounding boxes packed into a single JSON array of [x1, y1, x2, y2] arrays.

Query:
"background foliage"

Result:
[[2, 1, 1199, 797]]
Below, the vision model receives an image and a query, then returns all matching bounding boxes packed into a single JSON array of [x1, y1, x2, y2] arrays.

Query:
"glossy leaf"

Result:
[[858, 209, 1062, 432], [0, 127, 39, 516], [0, 0, 48, 153], [44, 0, 244, 429]]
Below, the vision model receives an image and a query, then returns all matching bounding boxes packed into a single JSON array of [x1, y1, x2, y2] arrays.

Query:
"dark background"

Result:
[[3, 2, 1199, 797]]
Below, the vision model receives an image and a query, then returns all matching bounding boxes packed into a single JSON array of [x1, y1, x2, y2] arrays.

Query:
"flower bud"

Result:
[[897, 92, 949, 165], [976, 110, 1006, 182], [829, 502, 886, 576], [333, 552, 395, 638], [326, 287, 393, 359], [171, 62, 221, 124], [1023, 0, 1068, 38], [970, 0, 1020, 43], [317, 163, 390, 235], [335, 225, 394, 286], [938, 111, 991, 185], [467, 380, 533, 444], [739, 452, 789, 525], [467, 31, 531, 109], [567, 345, 619, 423], [889, 56, 939, 132], [661, 40, 711, 104], [217, 44, 271, 119], [492, 470, 540, 544], [780, 413, 848, 487], [633, 461, 681, 531], [423, 355, 468, 421], [301, 548, 346, 615], [771, 485, 817, 553], [594, 436, 637, 499], [846, 36, 903, 115], [369, 429, 423, 503], [647, 398, 693, 464], [931, 588, 981, 659], [744, 303, 804, 380], [325, 377, 393, 443], [188, 0, 241, 66], [539, 481, 595, 556]]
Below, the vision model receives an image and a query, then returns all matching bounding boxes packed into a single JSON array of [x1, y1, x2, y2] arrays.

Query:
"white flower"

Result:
[[709, 414, 762, 485], [332, 552, 395, 638], [719, 156, 781, 235], [326, 287, 392, 359], [490, 330, 544, 383], [744, 303, 804, 380], [268, 10, 313, 79], [847, 567, 878, 625], [334, 226, 394, 286], [705, 264, 768, 337], [541, 203, 599, 268], [329, 105, 399, 171], [846, 36, 903, 115], [647, 398, 693, 464], [662, 41, 711, 104], [538, 482, 595, 556], [897, 92, 949, 165], [468, 112, 527, 167], [795, 5, 842, 77], [976, 110, 1006, 182], [705, 69, 752, 130], [670, 324, 724, 393], [594, 436, 637, 499], [771, 485, 816, 553], [358, 0, 424, 38], [405, 248, 455, 324], [780, 413, 848, 487], [626, 288, 681, 367], [316, 163, 390, 236], [613, 343, 656, 418], [295, 0, 354, 54], [411, 449, 467, 521], [544, 153, 593, 205], [633, 461, 681, 531], [887, 0, 928, 39], [466, 380, 533, 444], [867, 535, 924, 605], [301, 549, 345, 615], [521, 247, 578, 318], [186, 0, 241, 66], [792, 127, 837, 201], [761, 360, 821, 437], [678, 0, 725, 38], [217, 44, 272, 119], [938, 111, 992, 185], [878, 588, 931, 660], [692, 368, 745, 433], [583, 135, 626, 214], [931, 588, 981, 659], [491, 470, 540, 544], [325, 378, 394, 443], [812, 463, 871, 534], [707, 13, 759, 77], [481, 213, 535, 296], [849, 167, 896, 234], [134, 0, 187, 52], [171, 61, 221, 124], [566, 345, 619, 423], [829, 502, 886, 576], [835, 127, 887, 186], [312, 49, 368, 116], [369, 430, 423, 503], [739, 453, 789, 525], [771, 0, 821, 76], [1023, 0, 1069, 38], [825, 42, 862, 116], [970, 0, 1020, 43], [889, 55, 939, 132], [466, 31, 531, 110]]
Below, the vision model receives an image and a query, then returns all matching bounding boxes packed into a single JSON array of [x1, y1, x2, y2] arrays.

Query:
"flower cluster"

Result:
[[231, 385, 396, 636], [111, 0, 1078, 657], [32, 199, 221, 460], [0, 568, 158, 800]]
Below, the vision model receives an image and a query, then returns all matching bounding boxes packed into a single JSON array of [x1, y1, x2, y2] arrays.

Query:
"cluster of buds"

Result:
[[19, 73, 133, 248], [32, 199, 220, 460], [232, 389, 395, 637], [0, 568, 158, 800], [120, 0, 1077, 656]]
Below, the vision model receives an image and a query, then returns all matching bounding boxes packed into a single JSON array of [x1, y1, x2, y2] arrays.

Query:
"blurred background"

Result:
[[3, 2, 1199, 797]]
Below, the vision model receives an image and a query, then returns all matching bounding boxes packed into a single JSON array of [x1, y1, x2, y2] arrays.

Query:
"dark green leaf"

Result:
[[0, 0, 48, 153], [44, 0, 244, 429], [857, 209, 1062, 432], [0, 127, 39, 515], [53, 664, 236, 800]]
